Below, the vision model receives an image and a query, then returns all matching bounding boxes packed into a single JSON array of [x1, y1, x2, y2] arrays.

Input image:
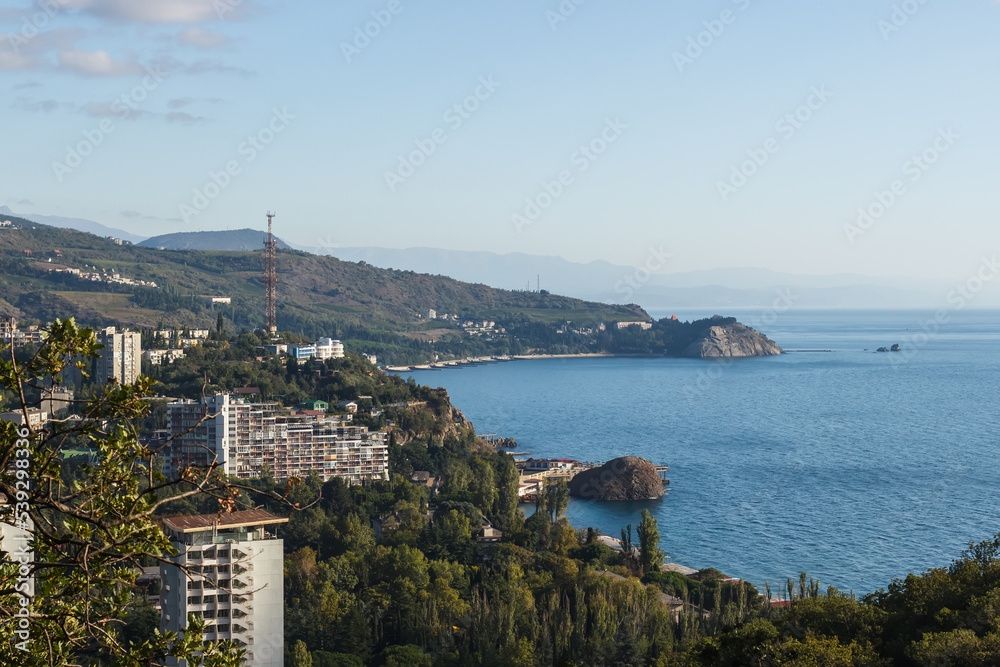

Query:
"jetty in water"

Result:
[[385, 355, 511, 373]]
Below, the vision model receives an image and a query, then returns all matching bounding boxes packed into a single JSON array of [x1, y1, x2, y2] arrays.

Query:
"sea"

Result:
[[402, 309, 1000, 595]]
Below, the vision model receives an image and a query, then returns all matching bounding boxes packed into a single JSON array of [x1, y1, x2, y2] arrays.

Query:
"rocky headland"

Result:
[[682, 322, 784, 359], [568, 457, 666, 501]]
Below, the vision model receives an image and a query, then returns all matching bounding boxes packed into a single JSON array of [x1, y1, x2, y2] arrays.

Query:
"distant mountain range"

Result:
[[140, 229, 291, 252], [299, 246, 970, 310], [5, 214, 994, 309], [0, 216, 648, 364], [0, 207, 147, 244]]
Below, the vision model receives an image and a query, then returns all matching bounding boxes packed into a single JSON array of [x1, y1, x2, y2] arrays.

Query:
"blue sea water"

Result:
[[404, 310, 1000, 595]]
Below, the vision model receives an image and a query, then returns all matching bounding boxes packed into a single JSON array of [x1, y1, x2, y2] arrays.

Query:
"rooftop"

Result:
[[161, 509, 288, 534]]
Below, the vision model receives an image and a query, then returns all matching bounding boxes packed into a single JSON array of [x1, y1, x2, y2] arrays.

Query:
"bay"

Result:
[[404, 309, 1000, 594]]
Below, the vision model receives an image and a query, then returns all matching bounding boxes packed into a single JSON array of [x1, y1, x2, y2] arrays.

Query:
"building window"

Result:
[[187, 596, 201, 605], [217, 624, 230, 633], [187, 581, 201, 590]]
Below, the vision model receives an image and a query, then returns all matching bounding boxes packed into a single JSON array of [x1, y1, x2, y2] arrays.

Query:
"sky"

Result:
[[1, 0, 998, 283]]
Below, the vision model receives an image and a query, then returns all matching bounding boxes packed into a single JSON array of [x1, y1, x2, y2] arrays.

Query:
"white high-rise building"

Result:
[[160, 509, 287, 667], [313, 338, 345, 360], [96, 326, 142, 385], [164, 394, 388, 483]]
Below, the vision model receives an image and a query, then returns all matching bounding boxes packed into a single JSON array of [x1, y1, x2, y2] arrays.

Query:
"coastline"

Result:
[[385, 352, 619, 372]]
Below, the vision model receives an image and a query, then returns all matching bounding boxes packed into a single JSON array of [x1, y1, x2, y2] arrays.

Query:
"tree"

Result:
[[544, 479, 569, 524], [0, 319, 289, 665], [637, 508, 664, 575], [291, 639, 313, 667], [620, 524, 635, 563]]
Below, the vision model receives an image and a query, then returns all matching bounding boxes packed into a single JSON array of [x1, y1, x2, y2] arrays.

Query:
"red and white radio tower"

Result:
[[264, 212, 278, 335]]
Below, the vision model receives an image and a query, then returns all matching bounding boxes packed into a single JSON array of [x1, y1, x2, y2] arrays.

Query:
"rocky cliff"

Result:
[[568, 457, 665, 501], [681, 323, 783, 359]]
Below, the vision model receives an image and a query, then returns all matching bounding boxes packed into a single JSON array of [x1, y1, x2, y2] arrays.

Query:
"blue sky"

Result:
[[2, 0, 998, 281]]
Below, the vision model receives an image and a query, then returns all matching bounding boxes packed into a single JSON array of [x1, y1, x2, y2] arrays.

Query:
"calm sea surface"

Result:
[[403, 310, 1000, 594]]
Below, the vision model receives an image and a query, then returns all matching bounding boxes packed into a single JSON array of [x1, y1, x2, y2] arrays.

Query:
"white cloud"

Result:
[[166, 110, 205, 123], [178, 28, 230, 49], [0, 51, 36, 70], [57, 49, 143, 75], [61, 0, 249, 24], [12, 97, 74, 112]]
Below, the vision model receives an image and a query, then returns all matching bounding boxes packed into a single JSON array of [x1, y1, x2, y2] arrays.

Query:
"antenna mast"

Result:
[[264, 211, 277, 335]]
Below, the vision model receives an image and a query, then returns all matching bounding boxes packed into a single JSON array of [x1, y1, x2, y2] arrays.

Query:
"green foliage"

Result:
[[638, 508, 665, 575], [0, 319, 245, 665], [6, 313, 1000, 666], [0, 220, 651, 364]]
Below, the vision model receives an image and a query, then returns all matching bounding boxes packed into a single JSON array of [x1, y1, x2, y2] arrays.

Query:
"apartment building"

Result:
[[164, 394, 388, 483], [96, 326, 142, 385], [160, 509, 286, 667]]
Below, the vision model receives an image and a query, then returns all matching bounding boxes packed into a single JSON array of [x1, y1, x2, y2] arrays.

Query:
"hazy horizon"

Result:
[[4, 0, 999, 285]]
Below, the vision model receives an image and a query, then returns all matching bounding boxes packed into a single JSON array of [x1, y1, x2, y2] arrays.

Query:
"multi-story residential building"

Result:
[[0, 495, 34, 598], [0, 317, 16, 339], [0, 407, 49, 428], [145, 349, 186, 366], [313, 338, 345, 360], [160, 509, 286, 667], [164, 394, 388, 483], [289, 338, 344, 362], [96, 326, 142, 385], [1, 318, 48, 347], [40, 387, 73, 416]]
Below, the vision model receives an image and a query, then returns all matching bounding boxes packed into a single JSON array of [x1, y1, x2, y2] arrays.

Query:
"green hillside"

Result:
[[0, 217, 649, 362]]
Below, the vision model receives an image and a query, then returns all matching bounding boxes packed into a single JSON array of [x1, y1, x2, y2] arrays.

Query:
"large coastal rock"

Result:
[[568, 457, 665, 501], [682, 323, 783, 359]]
